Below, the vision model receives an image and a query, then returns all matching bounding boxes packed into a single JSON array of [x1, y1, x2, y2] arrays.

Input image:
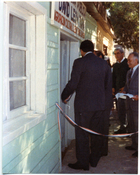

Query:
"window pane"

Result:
[[10, 81, 26, 110], [9, 48, 26, 77], [9, 14, 26, 47]]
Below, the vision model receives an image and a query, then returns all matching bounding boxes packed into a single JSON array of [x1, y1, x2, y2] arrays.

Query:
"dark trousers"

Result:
[[126, 99, 138, 150], [117, 98, 126, 129], [75, 110, 105, 167], [102, 110, 110, 155]]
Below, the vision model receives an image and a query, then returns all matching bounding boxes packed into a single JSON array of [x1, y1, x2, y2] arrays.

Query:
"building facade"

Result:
[[84, 2, 115, 65], [1, 2, 114, 173]]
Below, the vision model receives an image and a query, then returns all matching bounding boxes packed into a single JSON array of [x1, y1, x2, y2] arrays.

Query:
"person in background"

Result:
[[95, 50, 112, 157], [104, 56, 111, 67], [96, 50, 105, 59], [112, 47, 130, 134], [93, 50, 100, 56], [123, 52, 139, 157], [61, 40, 112, 170], [93, 50, 98, 56]]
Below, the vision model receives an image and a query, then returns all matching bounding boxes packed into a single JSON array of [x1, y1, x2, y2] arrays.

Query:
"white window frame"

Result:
[[3, 2, 47, 146], [6, 8, 30, 119]]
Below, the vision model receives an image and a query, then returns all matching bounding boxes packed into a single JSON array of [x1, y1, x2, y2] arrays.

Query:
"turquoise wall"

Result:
[[85, 13, 97, 47], [3, 2, 61, 174], [38, 1, 51, 18], [3, 117, 60, 173]]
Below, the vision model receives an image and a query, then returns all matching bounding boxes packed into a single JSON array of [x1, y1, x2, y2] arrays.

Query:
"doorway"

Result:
[[60, 32, 79, 153]]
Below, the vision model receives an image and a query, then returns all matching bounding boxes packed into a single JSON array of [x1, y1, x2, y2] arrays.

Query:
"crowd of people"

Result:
[[61, 40, 138, 170], [112, 48, 138, 158]]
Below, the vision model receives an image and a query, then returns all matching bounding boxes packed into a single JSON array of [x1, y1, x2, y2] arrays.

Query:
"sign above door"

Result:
[[51, 2, 86, 39]]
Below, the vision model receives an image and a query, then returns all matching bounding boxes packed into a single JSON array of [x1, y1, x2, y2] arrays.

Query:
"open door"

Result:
[[60, 33, 79, 153], [60, 40, 69, 152]]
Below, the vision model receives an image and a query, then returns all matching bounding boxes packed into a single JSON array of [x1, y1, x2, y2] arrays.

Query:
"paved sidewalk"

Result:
[[59, 109, 138, 174]]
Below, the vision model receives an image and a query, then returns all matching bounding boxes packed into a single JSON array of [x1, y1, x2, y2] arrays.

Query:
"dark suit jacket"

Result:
[[124, 67, 139, 111], [112, 58, 130, 93], [61, 53, 113, 112]]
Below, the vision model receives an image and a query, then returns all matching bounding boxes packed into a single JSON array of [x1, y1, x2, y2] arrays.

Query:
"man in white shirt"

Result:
[[112, 47, 130, 134], [123, 52, 139, 157]]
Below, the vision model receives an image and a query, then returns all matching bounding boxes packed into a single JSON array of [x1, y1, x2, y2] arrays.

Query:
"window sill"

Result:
[[3, 112, 46, 146]]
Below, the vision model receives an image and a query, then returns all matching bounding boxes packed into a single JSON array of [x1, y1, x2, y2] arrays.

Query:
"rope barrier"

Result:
[[56, 102, 138, 138]]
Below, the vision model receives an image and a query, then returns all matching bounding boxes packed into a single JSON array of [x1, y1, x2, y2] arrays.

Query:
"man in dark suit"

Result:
[[61, 40, 112, 170], [112, 47, 130, 134], [123, 52, 139, 157]]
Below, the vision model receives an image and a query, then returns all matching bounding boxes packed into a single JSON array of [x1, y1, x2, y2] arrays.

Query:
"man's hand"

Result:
[[63, 95, 72, 104], [132, 95, 139, 101], [119, 87, 124, 93], [112, 88, 115, 95], [63, 99, 68, 104]]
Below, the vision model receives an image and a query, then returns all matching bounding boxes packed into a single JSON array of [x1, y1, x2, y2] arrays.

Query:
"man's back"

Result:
[[61, 53, 112, 112], [61, 40, 113, 169]]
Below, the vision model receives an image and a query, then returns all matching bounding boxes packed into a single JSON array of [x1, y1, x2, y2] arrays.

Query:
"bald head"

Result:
[[127, 52, 139, 68]]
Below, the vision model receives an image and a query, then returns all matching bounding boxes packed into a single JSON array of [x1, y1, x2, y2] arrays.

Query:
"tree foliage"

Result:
[[103, 2, 139, 52]]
